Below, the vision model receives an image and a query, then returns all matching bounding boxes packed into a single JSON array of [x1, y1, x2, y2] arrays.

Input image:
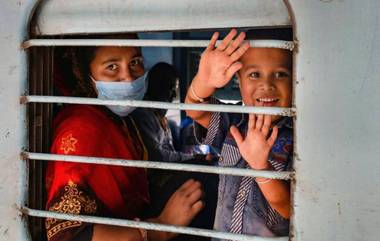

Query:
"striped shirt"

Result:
[[197, 99, 293, 239]]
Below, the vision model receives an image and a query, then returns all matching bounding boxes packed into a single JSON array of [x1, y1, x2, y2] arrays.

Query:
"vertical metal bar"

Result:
[[39, 46, 53, 241], [28, 46, 49, 241], [36, 46, 44, 241], [28, 46, 38, 241]]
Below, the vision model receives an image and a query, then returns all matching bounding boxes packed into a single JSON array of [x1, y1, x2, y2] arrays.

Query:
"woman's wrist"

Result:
[[134, 218, 148, 241], [146, 229, 167, 241], [145, 217, 172, 241], [138, 228, 148, 241]]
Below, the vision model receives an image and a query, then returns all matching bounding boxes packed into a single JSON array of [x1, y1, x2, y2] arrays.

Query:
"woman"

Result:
[[45, 38, 204, 241]]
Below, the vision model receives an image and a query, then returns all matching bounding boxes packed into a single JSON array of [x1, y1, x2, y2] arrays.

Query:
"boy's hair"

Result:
[[245, 28, 292, 41]]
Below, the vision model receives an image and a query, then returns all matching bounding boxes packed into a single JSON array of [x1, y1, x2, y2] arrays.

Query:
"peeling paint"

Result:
[[337, 202, 342, 215]]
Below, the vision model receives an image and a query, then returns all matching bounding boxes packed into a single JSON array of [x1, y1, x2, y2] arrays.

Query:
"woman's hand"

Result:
[[93, 179, 204, 241], [157, 179, 204, 227], [196, 29, 250, 89], [230, 114, 278, 170]]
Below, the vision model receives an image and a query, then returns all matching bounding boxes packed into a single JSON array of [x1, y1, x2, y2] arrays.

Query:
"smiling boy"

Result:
[[185, 28, 293, 238]]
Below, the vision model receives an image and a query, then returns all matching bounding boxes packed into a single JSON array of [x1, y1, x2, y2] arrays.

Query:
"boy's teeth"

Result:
[[258, 98, 278, 102]]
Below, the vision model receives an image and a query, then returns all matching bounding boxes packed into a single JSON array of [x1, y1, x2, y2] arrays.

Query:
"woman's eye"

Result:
[[129, 57, 143, 67], [275, 72, 289, 78], [249, 72, 260, 78], [107, 64, 118, 71]]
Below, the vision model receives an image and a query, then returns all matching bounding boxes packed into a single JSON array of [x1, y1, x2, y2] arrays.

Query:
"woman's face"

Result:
[[90, 46, 144, 82]]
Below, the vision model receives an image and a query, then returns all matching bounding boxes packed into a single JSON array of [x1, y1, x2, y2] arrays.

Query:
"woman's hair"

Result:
[[70, 46, 98, 97], [65, 33, 138, 97]]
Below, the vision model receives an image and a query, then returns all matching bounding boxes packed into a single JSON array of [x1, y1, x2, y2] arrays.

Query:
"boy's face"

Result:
[[238, 48, 292, 117]]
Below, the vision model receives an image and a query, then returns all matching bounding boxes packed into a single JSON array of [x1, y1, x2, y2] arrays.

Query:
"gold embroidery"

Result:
[[45, 181, 97, 240], [60, 133, 78, 154]]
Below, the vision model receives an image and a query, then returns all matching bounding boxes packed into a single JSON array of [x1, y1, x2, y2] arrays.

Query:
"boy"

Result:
[[185, 28, 293, 238]]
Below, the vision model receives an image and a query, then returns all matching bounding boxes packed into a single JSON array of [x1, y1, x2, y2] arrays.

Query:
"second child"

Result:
[[185, 29, 293, 238]]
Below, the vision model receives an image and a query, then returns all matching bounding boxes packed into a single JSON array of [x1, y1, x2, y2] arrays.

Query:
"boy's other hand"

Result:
[[196, 29, 250, 89], [230, 114, 278, 170]]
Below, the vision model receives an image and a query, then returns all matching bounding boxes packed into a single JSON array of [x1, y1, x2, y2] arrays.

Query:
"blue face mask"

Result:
[[91, 72, 148, 117]]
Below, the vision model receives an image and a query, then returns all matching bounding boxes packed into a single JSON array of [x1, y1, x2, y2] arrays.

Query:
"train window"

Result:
[[4, 1, 380, 241], [23, 1, 295, 241]]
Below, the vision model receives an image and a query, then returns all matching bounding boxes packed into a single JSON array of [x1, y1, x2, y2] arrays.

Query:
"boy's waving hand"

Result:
[[186, 29, 250, 128], [196, 29, 250, 89]]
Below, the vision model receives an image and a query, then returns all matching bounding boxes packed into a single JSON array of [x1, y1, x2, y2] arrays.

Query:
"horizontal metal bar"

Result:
[[22, 39, 295, 51], [21, 207, 288, 241], [20, 96, 295, 116], [22, 152, 294, 180]]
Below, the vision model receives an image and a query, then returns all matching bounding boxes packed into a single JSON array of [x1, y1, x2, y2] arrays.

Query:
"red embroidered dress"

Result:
[[45, 104, 149, 241]]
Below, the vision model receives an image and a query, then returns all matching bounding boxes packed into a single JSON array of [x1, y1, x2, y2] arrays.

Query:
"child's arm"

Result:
[[230, 114, 291, 219], [185, 29, 250, 128]]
